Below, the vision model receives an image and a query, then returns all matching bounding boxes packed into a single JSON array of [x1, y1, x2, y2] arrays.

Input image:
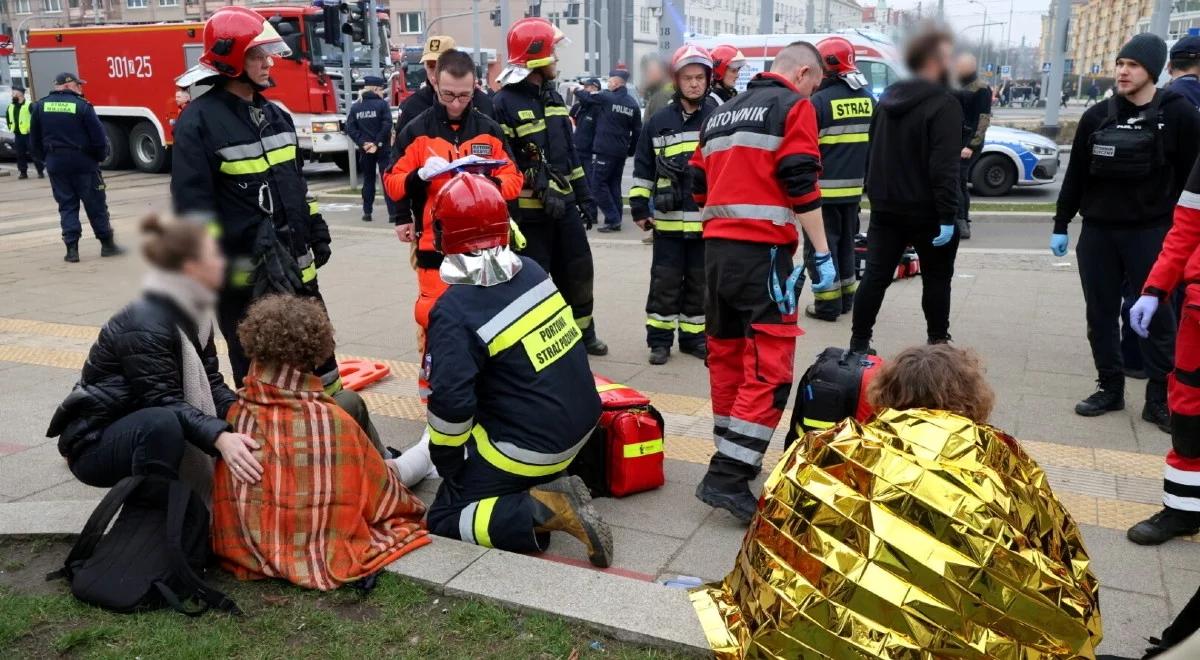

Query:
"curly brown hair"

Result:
[[237, 295, 336, 370], [866, 344, 995, 424]]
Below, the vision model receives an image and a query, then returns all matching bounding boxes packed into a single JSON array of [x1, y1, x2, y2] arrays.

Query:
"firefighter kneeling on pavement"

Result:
[[689, 42, 837, 522], [492, 17, 608, 355], [629, 44, 718, 365], [804, 36, 874, 322], [170, 6, 381, 447], [422, 173, 612, 567]]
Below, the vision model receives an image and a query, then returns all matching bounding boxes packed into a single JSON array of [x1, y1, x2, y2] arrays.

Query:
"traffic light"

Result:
[[340, 1, 367, 43], [490, 7, 501, 26]]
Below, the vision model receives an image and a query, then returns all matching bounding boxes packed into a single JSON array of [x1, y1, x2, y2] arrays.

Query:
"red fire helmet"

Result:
[[432, 173, 510, 255], [200, 6, 291, 79], [497, 17, 563, 86], [817, 36, 858, 75], [671, 44, 713, 76], [710, 45, 746, 81]]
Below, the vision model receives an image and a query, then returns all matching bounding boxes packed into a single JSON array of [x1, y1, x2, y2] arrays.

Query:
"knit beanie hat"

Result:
[[1118, 33, 1167, 83]]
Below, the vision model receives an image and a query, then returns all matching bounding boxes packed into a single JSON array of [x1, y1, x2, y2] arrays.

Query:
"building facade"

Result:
[[1040, 0, 1153, 79]]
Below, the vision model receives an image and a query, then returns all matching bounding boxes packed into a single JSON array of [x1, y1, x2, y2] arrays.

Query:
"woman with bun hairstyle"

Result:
[[47, 215, 263, 491]]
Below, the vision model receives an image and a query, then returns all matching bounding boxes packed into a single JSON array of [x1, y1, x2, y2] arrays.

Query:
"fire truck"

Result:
[[24, 4, 389, 173]]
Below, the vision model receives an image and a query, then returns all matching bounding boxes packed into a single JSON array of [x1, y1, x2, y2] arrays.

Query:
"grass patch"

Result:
[[319, 187, 362, 196], [860, 201, 1055, 213], [0, 537, 686, 659]]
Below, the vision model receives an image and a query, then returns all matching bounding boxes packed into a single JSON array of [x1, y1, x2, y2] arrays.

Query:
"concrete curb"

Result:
[[0, 499, 712, 655]]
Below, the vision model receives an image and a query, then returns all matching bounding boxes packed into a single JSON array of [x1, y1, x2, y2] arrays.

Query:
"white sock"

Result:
[[392, 429, 438, 486]]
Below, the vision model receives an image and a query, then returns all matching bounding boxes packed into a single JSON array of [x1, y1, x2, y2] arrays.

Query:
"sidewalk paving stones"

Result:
[[0, 172, 1193, 656]]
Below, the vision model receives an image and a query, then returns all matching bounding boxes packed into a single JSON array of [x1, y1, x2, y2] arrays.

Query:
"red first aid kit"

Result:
[[568, 376, 666, 497], [854, 233, 921, 280]]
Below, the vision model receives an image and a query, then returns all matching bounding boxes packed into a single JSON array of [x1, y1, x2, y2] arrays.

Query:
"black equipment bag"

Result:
[[783, 347, 883, 450], [1088, 90, 1164, 179], [49, 475, 241, 616]]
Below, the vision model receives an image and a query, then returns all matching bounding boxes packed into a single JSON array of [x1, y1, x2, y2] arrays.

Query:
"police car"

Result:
[[689, 30, 1060, 196]]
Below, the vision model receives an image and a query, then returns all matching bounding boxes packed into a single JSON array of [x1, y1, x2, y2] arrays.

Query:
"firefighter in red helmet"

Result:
[[492, 17, 609, 356], [629, 44, 719, 365], [803, 36, 874, 321], [710, 44, 746, 102], [170, 6, 383, 448], [421, 173, 611, 566]]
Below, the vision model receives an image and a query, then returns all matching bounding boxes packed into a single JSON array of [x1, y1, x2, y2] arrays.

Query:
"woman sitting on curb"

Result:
[[692, 344, 1103, 658], [211, 295, 429, 591], [47, 216, 260, 495]]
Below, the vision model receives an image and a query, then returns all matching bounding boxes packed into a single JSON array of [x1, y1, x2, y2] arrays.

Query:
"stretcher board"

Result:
[[338, 359, 390, 392]]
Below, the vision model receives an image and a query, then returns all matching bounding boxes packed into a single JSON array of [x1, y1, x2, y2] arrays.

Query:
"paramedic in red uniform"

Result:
[[1128, 161, 1200, 544], [689, 42, 837, 522]]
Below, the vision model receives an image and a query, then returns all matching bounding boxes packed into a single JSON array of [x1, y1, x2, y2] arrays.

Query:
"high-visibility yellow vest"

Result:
[[6, 101, 32, 135]]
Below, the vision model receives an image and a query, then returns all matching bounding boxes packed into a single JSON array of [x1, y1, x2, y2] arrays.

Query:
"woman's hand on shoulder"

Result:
[[216, 431, 263, 485]]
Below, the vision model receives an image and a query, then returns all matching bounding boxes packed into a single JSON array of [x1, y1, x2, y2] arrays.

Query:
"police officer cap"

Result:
[[1172, 36, 1200, 60], [608, 68, 630, 81], [583, 77, 601, 88], [54, 72, 87, 85], [362, 75, 386, 87]]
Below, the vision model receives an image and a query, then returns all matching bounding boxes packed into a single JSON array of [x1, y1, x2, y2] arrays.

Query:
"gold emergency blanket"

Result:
[[691, 408, 1102, 659]]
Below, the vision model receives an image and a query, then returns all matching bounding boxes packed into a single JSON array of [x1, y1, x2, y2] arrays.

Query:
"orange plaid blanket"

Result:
[[212, 362, 429, 590]]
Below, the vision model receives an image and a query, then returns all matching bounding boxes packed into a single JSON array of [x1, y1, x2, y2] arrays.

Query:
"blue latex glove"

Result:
[[811, 251, 837, 292], [1129, 295, 1159, 338], [931, 223, 955, 247], [1050, 232, 1069, 257]]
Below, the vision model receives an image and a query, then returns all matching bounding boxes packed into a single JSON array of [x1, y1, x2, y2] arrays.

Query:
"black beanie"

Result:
[[1118, 33, 1167, 83]]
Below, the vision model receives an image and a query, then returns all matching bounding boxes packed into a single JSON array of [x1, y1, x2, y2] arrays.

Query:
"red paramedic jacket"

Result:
[[1145, 167, 1200, 299], [689, 72, 822, 251]]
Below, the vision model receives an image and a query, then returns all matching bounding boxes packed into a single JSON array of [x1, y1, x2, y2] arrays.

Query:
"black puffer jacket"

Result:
[[46, 294, 237, 462]]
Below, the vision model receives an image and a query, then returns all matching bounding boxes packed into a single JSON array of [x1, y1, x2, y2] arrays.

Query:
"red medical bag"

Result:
[[568, 376, 666, 498]]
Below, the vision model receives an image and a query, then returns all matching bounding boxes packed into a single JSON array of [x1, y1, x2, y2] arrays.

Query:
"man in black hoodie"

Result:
[[850, 29, 962, 353], [1050, 33, 1200, 431]]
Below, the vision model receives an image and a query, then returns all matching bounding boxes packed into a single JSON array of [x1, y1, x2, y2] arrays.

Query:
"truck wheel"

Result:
[[970, 154, 1016, 197], [129, 122, 169, 173], [100, 120, 131, 170]]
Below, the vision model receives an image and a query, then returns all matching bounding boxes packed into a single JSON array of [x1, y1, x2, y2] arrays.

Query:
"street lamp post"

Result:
[[968, 0, 988, 71]]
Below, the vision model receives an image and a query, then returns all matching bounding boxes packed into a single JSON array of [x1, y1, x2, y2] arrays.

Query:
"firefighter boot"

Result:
[[99, 236, 125, 257], [695, 478, 758, 524], [64, 242, 80, 263], [1143, 380, 1172, 434], [680, 342, 707, 361], [648, 346, 670, 365], [1127, 507, 1200, 545], [530, 475, 614, 567], [1075, 379, 1125, 417]]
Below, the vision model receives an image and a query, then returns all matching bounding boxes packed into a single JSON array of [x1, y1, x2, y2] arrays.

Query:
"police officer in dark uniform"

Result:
[[493, 17, 608, 355], [1168, 36, 1200, 109], [29, 72, 123, 263], [345, 75, 395, 223], [577, 69, 641, 232], [570, 77, 601, 184], [805, 37, 874, 321], [7, 85, 43, 179]]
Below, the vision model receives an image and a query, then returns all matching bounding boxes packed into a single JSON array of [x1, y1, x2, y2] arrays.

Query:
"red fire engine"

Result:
[[24, 5, 391, 173]]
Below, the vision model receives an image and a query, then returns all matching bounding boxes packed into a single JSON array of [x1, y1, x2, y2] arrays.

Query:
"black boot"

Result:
[[17, 172, 28, 180], [99, 236, 125, 257], [648, 346, 670, 365], [1143, 380, 1171, 433], [64, 242, 80, 263], [928, 334, 953, 345], [680, 342, 707, 361], [584, 336, 608, 356], [804, 304, 838, 322], [1075, 381, 1124, 417], [361, 213, 373, 222], [695, 478, 758, 524], [1127, 507, 1200, 545]]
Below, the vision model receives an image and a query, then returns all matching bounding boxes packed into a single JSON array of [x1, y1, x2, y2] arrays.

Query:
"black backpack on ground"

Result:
[[48, 475, 241, 616], [783, 347, 884, 450]]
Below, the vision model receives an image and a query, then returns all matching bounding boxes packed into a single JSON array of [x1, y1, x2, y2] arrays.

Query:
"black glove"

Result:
[[577, 196, 598, 229], [251, 221, 304, 298], [312, 242, 332, 268]]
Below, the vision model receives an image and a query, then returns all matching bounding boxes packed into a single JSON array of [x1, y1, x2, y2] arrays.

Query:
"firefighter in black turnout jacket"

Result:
[[629, 45, 718, 365], [805, 37, 874, 321], [170, 6, 378, 447], [422, 173, 612, 567], [492, 17, 608, 355]]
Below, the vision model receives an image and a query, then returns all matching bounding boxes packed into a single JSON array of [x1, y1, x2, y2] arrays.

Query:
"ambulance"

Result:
[[23, 4, 389, 173]]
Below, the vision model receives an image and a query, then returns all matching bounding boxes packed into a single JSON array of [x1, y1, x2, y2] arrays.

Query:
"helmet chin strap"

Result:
[[237, 72, 275, 92]]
